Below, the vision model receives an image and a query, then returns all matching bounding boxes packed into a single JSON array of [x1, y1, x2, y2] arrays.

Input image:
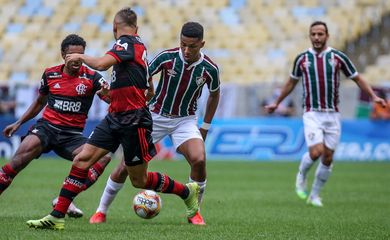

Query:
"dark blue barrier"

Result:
[[0, 117, 389, 161]]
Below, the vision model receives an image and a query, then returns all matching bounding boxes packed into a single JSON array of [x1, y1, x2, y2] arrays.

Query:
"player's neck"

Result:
[[63, 66, 79, 77]]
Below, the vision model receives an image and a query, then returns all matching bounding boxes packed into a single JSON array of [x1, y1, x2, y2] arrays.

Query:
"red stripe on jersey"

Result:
[[42, 107, 87, 128], [171, 67, 192, 115], [316, 55, 326, 109], [106, 51, 122, 63], [138, 128, 152, 161], [133, 44, 147, 68], [301, 55, 311, 112], [109, 86, 146, 113]]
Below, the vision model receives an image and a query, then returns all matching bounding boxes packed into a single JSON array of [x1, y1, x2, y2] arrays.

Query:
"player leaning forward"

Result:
[[265, 21, 386, 207], [89, 21, 220, 225], [26, 7, 200, 230]]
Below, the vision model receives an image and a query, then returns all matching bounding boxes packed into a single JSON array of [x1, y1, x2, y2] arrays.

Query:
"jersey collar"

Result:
[[179, 49, 204, 70], [308, 46, 332, 57]]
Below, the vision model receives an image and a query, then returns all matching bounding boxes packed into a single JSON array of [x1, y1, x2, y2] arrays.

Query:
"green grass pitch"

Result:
[[0, 158, 389, 240]]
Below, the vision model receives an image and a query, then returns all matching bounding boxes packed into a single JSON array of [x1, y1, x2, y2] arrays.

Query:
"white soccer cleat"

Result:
[[307, 195, 323, 207], [295, 172, 308, 200], [52, 197, 84, 218]]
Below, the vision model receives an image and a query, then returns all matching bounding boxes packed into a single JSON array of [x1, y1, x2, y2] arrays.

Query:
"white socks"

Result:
[[189, 177, 207, 206], [298, 152, 316, 177], [96, 176, 124, 214], [311, 162, 332, 198]]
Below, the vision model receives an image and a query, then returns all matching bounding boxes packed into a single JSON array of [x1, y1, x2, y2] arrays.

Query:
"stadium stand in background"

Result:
[[0, 0, 389, 85]]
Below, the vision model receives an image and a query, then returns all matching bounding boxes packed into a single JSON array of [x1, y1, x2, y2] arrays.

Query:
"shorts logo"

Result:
[[308, 132, 315, 140], [32, 128, 38, 134], [75, 83, 87, 95]]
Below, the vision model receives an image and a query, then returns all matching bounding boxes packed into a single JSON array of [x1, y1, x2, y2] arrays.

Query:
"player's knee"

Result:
[[189, 154, 206, 170], [129, 175, 146, 189]]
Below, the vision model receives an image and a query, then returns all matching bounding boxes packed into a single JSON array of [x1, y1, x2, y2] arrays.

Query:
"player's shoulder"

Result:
[[44, 64, 64, 79], [152, 47, 180, 62], [79, 66, 103, 81], [202, 53, 219, 72], [328, 47, 349, 58]]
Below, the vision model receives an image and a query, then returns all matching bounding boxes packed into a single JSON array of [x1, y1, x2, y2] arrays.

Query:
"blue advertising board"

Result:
[[0, 117, 389, 161]]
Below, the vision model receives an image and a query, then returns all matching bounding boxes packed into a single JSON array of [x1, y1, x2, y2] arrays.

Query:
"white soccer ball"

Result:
[[133, 190, 162, 219]]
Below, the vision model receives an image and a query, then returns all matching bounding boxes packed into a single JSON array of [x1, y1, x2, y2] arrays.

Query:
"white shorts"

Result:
[[302, 111, 341, 150], [151, 112, 203, 150]]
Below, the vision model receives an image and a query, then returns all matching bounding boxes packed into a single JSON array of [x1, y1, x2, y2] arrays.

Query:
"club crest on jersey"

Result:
[[75, 83, 87, 95], [114, 39, 128, 51], [328, 58, 337, 68], [167, 69, 177, 77], [303, 60, 311, 68], [196, 76, 206, 86]]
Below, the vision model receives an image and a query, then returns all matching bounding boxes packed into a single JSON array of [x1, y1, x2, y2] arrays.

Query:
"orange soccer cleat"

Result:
[[188, 211, 206, 225], [89, 212, 106, 224]]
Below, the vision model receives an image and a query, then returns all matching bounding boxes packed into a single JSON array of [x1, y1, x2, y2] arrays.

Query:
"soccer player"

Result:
[[265, 21, 386, 207], [89, 21, 220, 225], [0, 34, 111, 217], [26, 8, 199, 230]]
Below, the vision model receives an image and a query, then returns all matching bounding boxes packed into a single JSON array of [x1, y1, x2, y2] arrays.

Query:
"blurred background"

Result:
[[0, 0, 389, 161]]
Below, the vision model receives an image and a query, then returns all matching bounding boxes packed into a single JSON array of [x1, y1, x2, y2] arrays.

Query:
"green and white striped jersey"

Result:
[[148, 47, 220, 116], [291, 47, 358, 112]]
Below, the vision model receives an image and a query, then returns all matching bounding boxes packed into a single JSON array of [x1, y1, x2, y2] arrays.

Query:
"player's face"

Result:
[[63, 45, 84, 72], [180, 35, 205, 64], [309, 25, 329, 52]]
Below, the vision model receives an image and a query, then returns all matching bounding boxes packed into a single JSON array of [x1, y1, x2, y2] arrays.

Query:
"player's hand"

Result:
[[199, 128, 208, 141], [373, 96, 387, 108], [264, 103, 278, 114], [3, 122, 21, 138], [65, 53, 83, 65], [145, 89, 155, 102], [97, 80, 110, 97]]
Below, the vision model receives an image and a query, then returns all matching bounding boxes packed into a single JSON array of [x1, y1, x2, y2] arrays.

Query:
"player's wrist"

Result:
[[200, 122, 211, 130]]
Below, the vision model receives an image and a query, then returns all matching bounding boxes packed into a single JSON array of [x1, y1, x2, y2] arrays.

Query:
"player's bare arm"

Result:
[[66, 53, 117, 71], [145, 78, 155, 102], [265, 77, 298, 113], [3, 94, 48, 137], [352, 75, 386, 107], [200, 89, 220, 140]]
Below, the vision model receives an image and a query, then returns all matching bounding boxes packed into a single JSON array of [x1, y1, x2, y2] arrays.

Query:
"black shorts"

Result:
[[88, 116, 156, 166], [26, 119, 86, 161]]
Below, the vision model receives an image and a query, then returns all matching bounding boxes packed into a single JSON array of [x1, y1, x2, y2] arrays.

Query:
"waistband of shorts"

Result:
[[159, 112, 184, 119]]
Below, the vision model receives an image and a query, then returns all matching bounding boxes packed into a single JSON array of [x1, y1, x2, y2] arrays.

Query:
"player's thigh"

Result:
[[53, 134, 86, 161], [121, 127, 156, 166], [73, 143, 110, 169], [177, 138, 205, 163], [171, 116, 203, 151], [323, 113, 341, 150], [303, 112, 324, 147], [151, 112, 171, 143], [10, 134, 43, 171]]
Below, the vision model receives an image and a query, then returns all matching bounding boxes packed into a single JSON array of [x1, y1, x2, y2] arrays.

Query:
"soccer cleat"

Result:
[[184, 182, 200, 218], [307, 195, 323, 207], [52, 197, 84, 218], [26, 215, 65, 230], [188, 211, 206, 225], [295, 172, 308, 200], [89, 212, 106, 224]]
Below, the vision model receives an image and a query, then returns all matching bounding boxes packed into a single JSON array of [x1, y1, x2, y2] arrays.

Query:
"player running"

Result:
[[89, 21, 220, 226], [265, 21, 386, 207], [0, 34, 111, 217], [26, 8, 199, 230]]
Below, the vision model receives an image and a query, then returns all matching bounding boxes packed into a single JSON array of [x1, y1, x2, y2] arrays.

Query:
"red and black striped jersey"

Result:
[[39, 64, 107, 130], [105, 34, 151, 127]]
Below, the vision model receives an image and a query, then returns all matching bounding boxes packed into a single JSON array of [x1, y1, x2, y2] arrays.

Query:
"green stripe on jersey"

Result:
[[325, 52, 334, 109], [307, 53, 319, 109]]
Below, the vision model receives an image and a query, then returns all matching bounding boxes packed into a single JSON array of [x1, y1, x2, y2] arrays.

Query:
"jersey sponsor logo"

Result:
[[167, 69, 177, 77], [48, 72, 62, 78], [54, 83, 61, 89], [75, 83, 87, 95], [196, 76, 206, 86], [54, 99, 82, 112], [114, 39, 128, 50]]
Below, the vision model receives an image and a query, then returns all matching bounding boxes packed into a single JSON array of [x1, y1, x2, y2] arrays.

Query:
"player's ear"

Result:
[[61, 51, 66, 60]]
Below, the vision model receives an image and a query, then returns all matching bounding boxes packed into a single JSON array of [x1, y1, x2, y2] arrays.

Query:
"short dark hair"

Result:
[[116, 7, 137, 27], [181, 22, 204, 39], [310, 21, 328, 34], [61, 34, 86, 52]]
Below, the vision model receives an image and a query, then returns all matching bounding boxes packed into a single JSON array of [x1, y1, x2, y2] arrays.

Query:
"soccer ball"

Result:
[[133, 190, 162, 219]]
